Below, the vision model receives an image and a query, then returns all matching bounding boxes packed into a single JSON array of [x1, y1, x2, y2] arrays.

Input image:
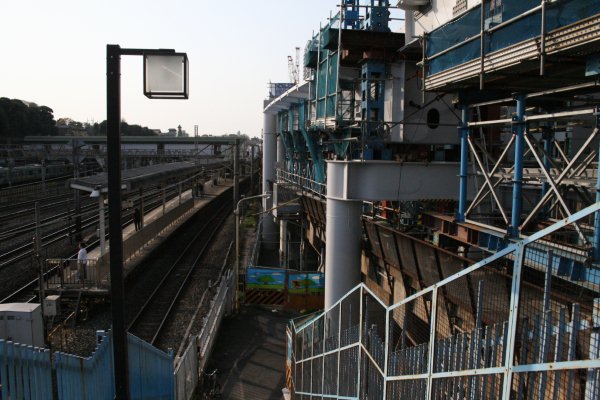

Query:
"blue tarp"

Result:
[[426, 0, 600, 76]]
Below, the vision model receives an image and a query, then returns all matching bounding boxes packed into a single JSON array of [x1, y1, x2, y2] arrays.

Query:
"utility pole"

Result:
[[35, 203, 45, 307], [250, 145, 255, 195], [234, 138, 240, 209], [72, 140, 81, 241]]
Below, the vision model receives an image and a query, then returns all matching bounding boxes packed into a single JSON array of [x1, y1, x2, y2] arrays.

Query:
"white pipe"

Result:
[[262, 113, 279, 250]]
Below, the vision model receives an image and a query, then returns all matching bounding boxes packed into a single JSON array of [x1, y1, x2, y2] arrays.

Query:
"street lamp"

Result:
[[235, 193, 271, 312], [106, 44, 188, 400]]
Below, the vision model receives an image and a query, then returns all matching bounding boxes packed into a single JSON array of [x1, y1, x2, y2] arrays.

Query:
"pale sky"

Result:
[[0, 0, 353, 137]]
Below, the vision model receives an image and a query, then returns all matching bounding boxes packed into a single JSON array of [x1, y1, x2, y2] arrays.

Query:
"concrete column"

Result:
[[262, 112, 279, 250], [280, 219, 288, 267], [325, 198, 363, 309]]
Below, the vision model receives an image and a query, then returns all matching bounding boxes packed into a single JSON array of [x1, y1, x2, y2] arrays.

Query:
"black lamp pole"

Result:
[[106, 43, 188, 399], [106, 44, 129, 400]]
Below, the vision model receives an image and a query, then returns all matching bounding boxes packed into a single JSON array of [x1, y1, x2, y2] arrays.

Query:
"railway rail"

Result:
[[128, 200, 230, 346], [0, 184, 183, 270]]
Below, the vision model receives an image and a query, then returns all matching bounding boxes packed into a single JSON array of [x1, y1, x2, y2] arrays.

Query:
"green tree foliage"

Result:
[[0, 98, 57, 140], [87, 120, 158, 136]]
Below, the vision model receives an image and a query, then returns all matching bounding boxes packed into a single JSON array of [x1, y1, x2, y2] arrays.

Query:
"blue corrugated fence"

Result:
[[54, 331, 174, 400], [0, 340, 53, 400]]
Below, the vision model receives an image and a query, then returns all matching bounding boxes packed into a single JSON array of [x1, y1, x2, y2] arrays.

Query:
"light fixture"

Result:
[[143, 51, 189, 99], [90, 186, 101, 198]]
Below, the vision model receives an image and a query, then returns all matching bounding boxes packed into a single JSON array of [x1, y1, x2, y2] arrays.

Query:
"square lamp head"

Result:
[[143, 52, 188, 99]]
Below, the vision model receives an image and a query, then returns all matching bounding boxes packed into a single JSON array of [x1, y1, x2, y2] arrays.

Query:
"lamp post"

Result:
[[235, 193, 270, 312], [106, 44, 188, 399]]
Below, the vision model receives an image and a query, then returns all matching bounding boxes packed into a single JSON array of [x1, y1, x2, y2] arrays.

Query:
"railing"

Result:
[[197, 271, 232, 376], [288, 202, 600, 399], [277, 168, 326, 198], [46, 258, 102, 289], [97, 197, 194, 275], [175, 246, 234, 400]]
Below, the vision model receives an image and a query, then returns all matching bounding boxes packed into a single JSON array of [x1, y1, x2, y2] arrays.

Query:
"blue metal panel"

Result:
[[53, 330, 175, 400], [426, 0, 600, 76], [586, 53, 600, 77], [0, 340, 52, 400], [361, 61, 386, 138], [128, 334, 174, 400], [299, 102, 326, 183]]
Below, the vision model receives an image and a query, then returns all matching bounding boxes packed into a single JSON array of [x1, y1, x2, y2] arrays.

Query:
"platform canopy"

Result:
[[70, 161, 203, 194]]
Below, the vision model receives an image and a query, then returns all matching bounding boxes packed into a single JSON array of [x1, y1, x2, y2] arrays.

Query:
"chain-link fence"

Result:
[[289, 203, 600, 399]]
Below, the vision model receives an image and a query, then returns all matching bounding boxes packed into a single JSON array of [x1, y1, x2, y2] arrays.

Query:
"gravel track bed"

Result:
[[156, 214, 234, 353]]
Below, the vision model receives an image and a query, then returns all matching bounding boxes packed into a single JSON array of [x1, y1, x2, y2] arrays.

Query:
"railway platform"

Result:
[[42, 178, 234, 297]]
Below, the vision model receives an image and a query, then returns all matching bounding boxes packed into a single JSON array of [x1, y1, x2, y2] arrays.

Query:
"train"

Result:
[[0, 163, 73, 187]]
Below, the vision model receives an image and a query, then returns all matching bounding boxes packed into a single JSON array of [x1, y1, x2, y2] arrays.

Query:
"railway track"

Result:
[[128, 200, 230, 346], [0, 180, 209, 303], [0, 185, 183, 270]]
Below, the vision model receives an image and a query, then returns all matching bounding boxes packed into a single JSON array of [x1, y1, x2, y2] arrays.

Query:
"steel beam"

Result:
[[458, 106, 469, 222], [510, 95, 526, 237]]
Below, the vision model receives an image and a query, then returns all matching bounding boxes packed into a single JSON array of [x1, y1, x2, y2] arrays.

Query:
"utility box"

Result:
[[43, 295, 61, 317], [0, 303, 44, 347]]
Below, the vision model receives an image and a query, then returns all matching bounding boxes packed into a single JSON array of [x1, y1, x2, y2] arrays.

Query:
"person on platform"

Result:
[[133, 208, 142, 231], [77, 242, 87, 283]]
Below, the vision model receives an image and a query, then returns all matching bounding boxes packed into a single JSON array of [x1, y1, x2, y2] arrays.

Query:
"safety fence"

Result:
[[175, 270, 233, 400], [2, 272, 232, 400], [277, 168, 326, 198], [288, 203, 600, 399], [0, 340, 53, 400], [95, 197, 195, 286], [2, 331, 174, 400], [46, 258, 100, 289]]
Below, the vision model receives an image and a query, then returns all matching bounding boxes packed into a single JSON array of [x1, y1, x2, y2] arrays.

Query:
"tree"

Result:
[[0, 98, 57, 140]]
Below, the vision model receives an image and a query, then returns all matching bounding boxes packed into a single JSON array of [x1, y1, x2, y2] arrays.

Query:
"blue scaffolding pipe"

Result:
[[540, 129, 553, 219], [593, 107, 600, 260], [299, 101, 325, 183], [458, 105, 469, 223], [511, 94, 526, 237]]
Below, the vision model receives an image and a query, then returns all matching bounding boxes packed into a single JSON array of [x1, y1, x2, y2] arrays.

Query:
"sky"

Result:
[[0, 0, 350, 138]]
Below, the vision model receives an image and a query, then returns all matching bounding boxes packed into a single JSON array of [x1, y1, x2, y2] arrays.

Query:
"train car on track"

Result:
[[0, 163, 73, 187]]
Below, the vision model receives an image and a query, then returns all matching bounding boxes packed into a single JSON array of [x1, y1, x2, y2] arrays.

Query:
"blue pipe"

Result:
[[593, 106, 600, 260], [540, 128, 553, 219], [299, 101, 325, 183], [511, 94, 526, 237], [458, 105, 469, 223]]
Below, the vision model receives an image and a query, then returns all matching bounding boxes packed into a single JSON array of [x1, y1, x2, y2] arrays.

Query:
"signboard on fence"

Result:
[[247, 268, 286, 290], [246, 267, 324, 293], [288, 273, 324, 293]]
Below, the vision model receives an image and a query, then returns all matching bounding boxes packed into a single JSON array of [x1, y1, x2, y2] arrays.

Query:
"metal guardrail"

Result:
[[289, 202, 600, 399], [197, 271, 232, 375], [46, 258, 101, 289], [277, 169, 326, 198], [96, 197, 195, 283], [174, 243, 234, 400]]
